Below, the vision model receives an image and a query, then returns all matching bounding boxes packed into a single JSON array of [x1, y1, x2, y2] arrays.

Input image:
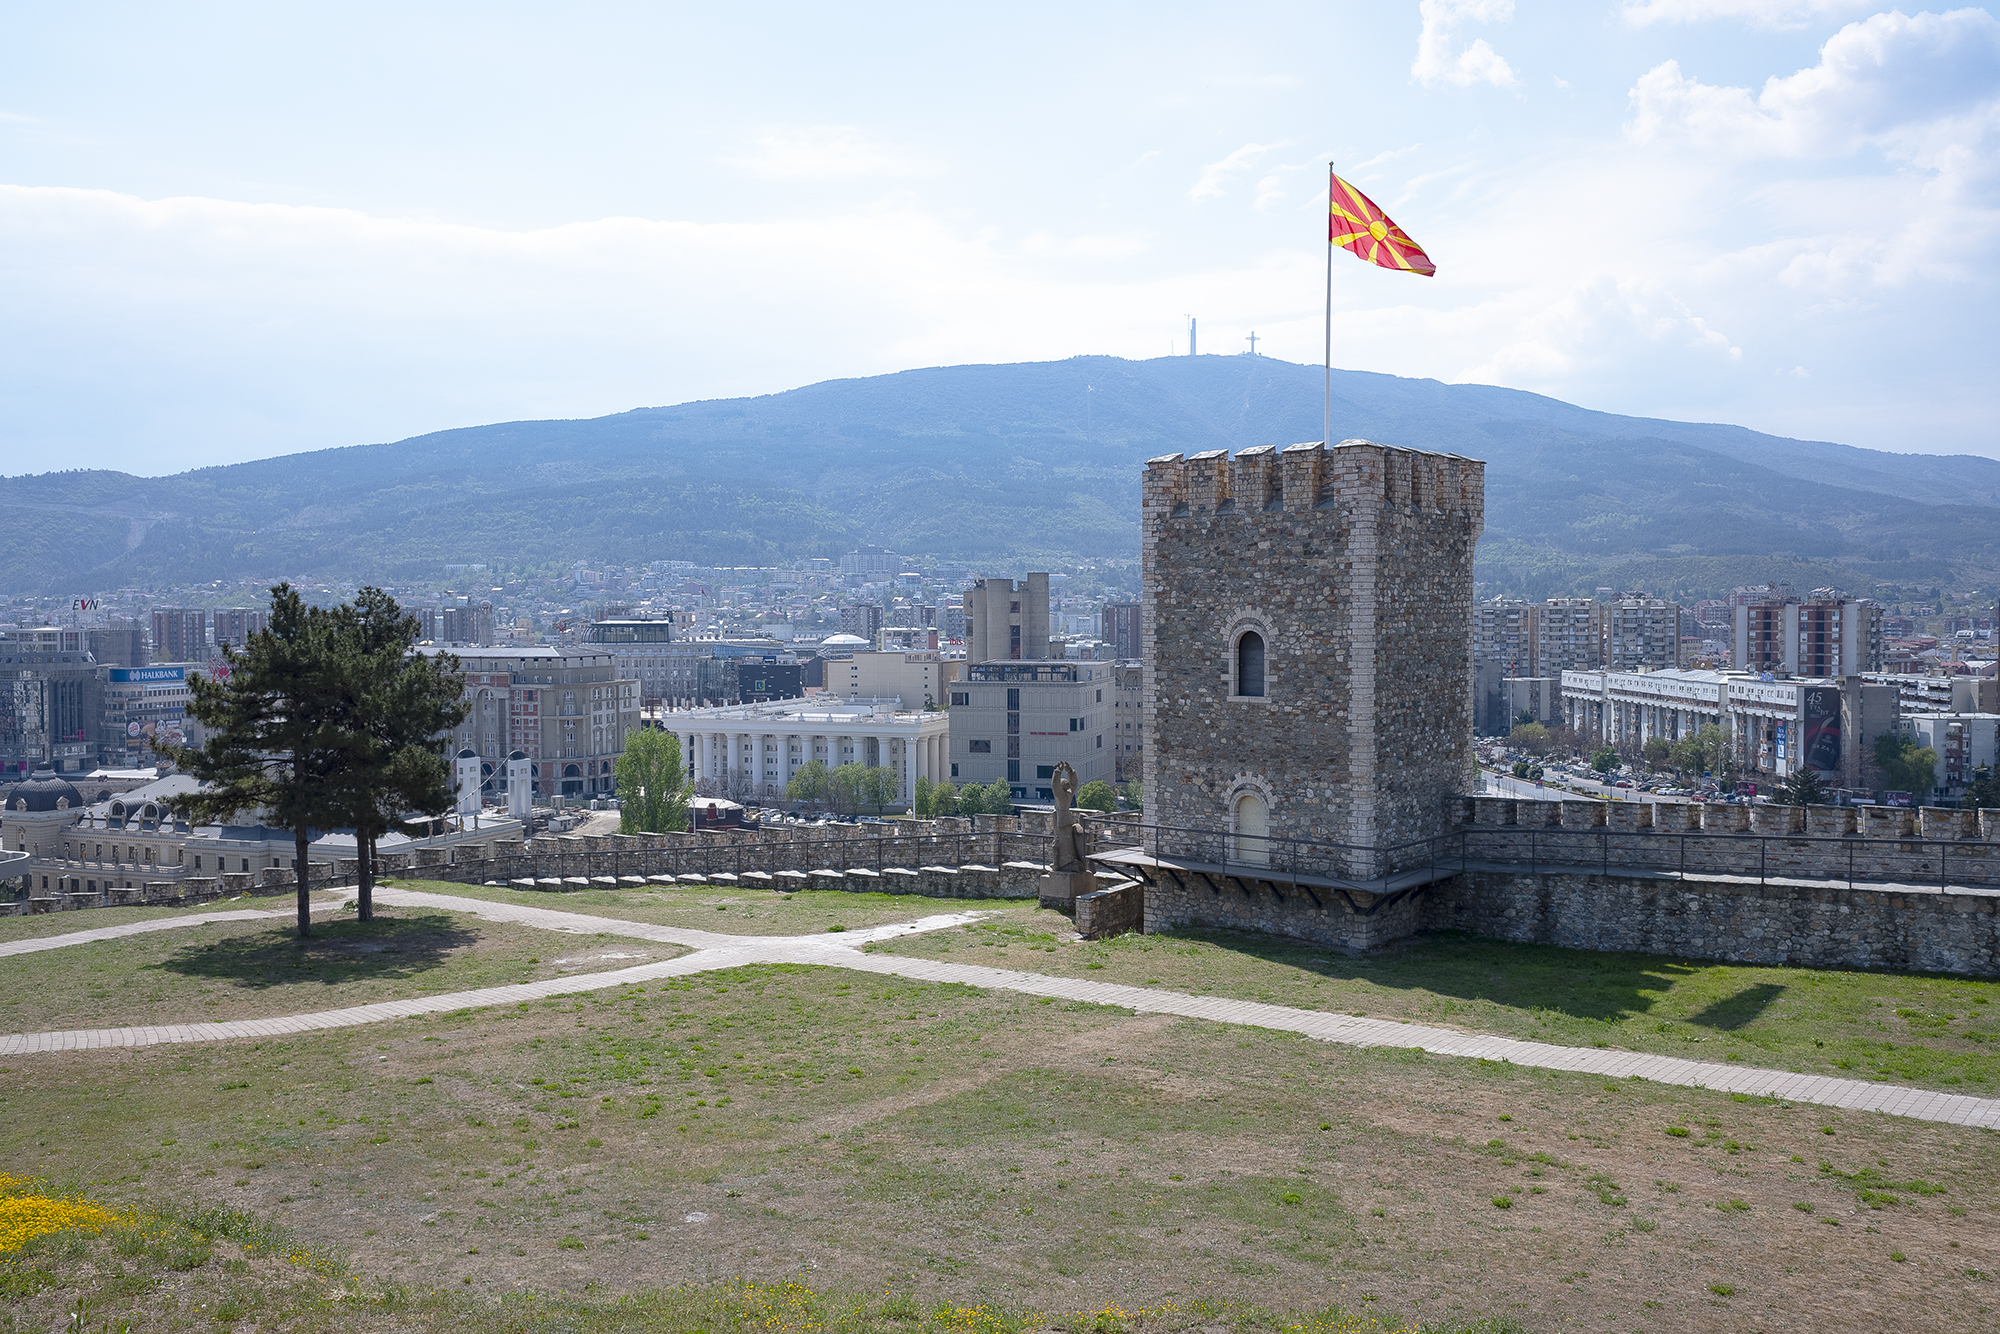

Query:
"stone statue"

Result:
[[1050, 761, 1084, 872]]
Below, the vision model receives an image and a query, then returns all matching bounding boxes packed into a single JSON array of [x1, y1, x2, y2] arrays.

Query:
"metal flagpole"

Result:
[[1324, 162, 1334, 447]]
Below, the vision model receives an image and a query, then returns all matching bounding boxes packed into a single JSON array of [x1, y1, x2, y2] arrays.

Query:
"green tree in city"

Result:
[[1076, 780, 1116, 812], [1590, 746, 1620, 774], [161, 584, 353, 939], [786, 759, 828, 808], [862, 765, 899, 814], [826, 762, 865, 814], [615, 726, 692, 835], [1510, 722, 1551, 756], [927, 779, 960, 816], [1119, 779, 1143, 811], [913, 774, 935, 817], [1873, 733, 1939, 800], [1770, 764, 1832, 807], [1967, 763, 2000, 811], [1642, 736, 1672, 772], [330, 588, 470, 922]]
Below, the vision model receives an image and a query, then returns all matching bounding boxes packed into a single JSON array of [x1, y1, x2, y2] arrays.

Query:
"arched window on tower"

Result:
[[1236, 631, 1266, 698]]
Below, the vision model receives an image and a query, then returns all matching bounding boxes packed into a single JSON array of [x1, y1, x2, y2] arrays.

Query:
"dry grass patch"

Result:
[[0, 963, 1994, 1332]]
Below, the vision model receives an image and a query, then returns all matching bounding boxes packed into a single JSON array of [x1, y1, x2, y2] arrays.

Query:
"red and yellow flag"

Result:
[[1330, 173, 1434, 277]]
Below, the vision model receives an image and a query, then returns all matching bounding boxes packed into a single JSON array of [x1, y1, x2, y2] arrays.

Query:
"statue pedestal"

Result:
[[1036, 870, 1098, 909]]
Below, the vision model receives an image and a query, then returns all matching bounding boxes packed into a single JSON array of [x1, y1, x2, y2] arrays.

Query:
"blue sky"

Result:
[[2, 1, 1996, 474]]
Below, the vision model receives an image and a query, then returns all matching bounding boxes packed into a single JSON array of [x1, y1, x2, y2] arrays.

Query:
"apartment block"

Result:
[[1601, 595, 1682, 671], [1472, 598, 1537, 677], [1732, 591, 1883, 676], [1535, 598, 1601, 674], [150, 609, 207, 664]]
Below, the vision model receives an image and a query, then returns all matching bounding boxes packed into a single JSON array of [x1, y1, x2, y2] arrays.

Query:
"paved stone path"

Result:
[[3, 886, 1996, 1131]]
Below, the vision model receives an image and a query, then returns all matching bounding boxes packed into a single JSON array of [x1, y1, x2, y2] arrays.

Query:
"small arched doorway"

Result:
[[1233, 792, 1270, 866], [1236, 631, 1266, 698]]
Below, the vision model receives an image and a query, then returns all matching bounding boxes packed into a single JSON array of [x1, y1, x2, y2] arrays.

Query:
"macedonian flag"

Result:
[[1330, 172, 1435, 277]]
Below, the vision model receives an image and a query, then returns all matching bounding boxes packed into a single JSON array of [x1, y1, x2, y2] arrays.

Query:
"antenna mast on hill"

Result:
[[1188, 316, 1197, 357]]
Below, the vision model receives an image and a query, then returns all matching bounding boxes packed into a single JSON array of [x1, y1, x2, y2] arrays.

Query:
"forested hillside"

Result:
[[3, 355, 1996, 599]]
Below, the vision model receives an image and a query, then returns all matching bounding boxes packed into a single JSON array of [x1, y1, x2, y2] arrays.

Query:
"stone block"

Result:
[[1805, 806, 1855, 837], [1750, 805, 1802, 836], [1559, 800, 1604, 831], [1036, 870, 1098, 908], [1651, 803, 1697, 833], [1075, 880, 1144, 939], [1701, 804, 1750, 833], [1862, 807, 1913, 840], [1921, 807, 1976, 840]]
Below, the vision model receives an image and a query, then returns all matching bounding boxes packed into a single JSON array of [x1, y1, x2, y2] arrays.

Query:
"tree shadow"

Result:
[[1171, 926, 1703, 1023], [1686, 982, 1786, 1031], [149, 912, 479, 991]]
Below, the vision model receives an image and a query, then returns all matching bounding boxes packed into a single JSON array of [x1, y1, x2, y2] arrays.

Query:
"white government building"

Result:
[[665, 698, 950, 805]]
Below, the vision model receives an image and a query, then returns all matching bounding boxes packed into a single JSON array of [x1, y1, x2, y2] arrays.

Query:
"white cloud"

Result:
[[1467, 275, 1742, 386], [1626, 9, 2000, 157], [1620, 0, 1871, 28], [722, 125, 931, 181], [1412, 0, 1519, 89], [1188, 141, 1289, 201]]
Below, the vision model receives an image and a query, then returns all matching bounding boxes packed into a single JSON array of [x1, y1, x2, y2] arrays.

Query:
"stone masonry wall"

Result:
[[1425, 870, 1999, 976], [1142, 440, 1484, 882]]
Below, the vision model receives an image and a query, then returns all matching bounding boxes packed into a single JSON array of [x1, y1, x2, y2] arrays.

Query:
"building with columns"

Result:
[[666, 697, 949, 807]]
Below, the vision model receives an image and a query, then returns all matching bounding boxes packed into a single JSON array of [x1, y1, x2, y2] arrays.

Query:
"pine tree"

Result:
[[1772, 765, 1832, 808], [161, 585, 353, 938], [331, 589, 469, 921]]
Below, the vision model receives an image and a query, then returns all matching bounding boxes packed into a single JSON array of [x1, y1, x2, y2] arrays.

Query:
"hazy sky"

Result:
[[3, 1, 1997, 475]]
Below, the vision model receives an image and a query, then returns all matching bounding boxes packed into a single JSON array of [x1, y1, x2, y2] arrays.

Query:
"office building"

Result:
[[1110, 660, 1143, 783], [670, 697, 948, 805], [827, 650, 956, 708], [947, 660, 1110, 802], [424, 646, 640, 802], [1101, 601, 1141, 661], [963, 574, 1049, 663], [839, 546, 900, 578], [87, 619, 148, 669]]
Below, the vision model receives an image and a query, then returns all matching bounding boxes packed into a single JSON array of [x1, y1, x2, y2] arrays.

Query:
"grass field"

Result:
[[0, 904, 685, 1034], [872, 906, 2000, 1093], [1, 887, 1995, 1333], [383, 878, 1001, 936]]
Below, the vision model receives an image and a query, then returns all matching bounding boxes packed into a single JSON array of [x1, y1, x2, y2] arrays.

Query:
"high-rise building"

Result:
[[86, 619, 148, 669], [1535, 598, 1601, 674], [1101, 601, 1141, 661], [1601, 594, 1682, 672], [1472, 598, 1537, 677], [209, 607, 268, 650], [1732, 590, 1883, 676], [963, 574, 1049, 663], [839, 603, 885, 641], [150, 609, 207, 663]]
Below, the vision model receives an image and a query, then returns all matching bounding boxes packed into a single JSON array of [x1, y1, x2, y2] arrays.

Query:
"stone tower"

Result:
[[1141, 439, 1484, 881]]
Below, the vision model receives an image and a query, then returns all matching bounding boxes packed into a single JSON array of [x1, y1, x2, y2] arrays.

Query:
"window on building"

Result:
[[951, 691, 969, 706], [1007, 760, 1020, 783], [1009, 626, 1021, 658], [970, 740, 991, 753], [1236, 631, 1266, 697], [951, 763, 959, 777]]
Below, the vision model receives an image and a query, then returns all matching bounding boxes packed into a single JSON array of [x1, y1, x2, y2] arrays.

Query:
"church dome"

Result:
[[7, 767, 83, 813]]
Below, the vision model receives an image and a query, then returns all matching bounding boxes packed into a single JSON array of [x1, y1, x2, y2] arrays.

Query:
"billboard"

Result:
[[1802, 686, 1842, 774], [109, 666, 186, 684]]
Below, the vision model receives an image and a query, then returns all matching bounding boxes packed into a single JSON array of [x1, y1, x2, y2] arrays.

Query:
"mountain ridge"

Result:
[[2, 355, 1994, 600]]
